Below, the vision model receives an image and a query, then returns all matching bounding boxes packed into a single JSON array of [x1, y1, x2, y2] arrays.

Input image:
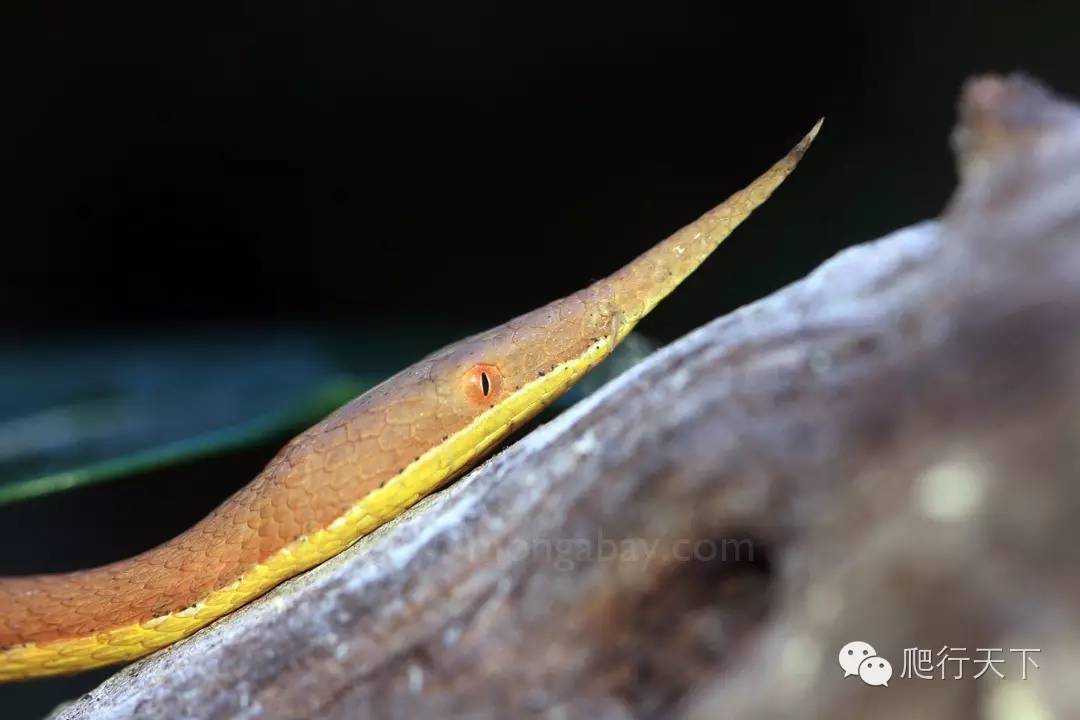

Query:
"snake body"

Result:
[[0, 121, 819, 681]]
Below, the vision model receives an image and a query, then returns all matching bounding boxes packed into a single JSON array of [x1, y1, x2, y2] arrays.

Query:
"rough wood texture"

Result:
[[50, 74, 1080, 719]]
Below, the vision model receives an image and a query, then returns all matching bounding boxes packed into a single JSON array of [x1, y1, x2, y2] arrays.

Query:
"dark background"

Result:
[[4, 3, 1080, 717]]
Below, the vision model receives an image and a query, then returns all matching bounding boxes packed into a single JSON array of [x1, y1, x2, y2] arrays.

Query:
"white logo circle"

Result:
[[858, 656, 892, 687], [838, 640, 876, 678]]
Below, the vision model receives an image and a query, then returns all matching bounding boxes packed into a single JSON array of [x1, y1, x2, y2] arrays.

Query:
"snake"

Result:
[[0, 120, 819, 682]]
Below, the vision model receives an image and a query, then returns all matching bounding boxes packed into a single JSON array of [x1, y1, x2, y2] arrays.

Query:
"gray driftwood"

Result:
[[50, 74, 1080, 719]]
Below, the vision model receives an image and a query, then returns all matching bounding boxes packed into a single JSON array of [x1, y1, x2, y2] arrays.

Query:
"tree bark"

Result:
[[50, 74, 1080, 720]]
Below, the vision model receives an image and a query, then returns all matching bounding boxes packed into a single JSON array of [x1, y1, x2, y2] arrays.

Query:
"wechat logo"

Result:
[[839, 641, 892, 687]]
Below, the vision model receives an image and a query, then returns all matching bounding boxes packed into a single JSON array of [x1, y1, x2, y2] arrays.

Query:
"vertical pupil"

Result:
[[480, 372, 491, 396]]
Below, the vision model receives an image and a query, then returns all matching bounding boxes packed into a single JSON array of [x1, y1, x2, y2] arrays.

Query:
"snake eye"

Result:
[[464, 363, 502, 405]]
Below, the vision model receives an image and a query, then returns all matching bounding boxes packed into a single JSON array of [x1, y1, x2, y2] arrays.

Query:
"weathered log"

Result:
[[50, 74, 1080, 719]]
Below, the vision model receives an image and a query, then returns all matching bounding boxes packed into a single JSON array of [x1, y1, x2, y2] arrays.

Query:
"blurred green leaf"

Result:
[[0, 327, 415, 505]]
